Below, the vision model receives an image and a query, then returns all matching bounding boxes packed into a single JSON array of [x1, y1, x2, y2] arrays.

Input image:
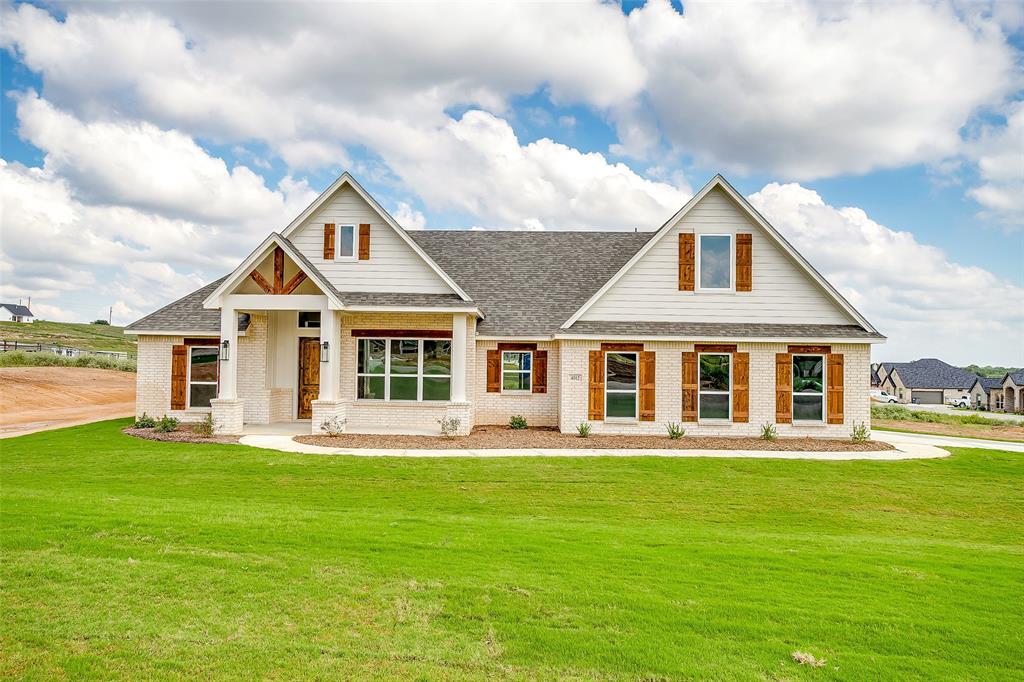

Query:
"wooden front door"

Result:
[[298, 338, 321, 419]]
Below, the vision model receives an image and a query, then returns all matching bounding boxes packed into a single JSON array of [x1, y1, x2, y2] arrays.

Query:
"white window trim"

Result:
[[186, 345, 219, 411], [604, 350, 638, 421], [336, 224, 357, 261], [697, 352, 732, 422], [695, 233, 735, 292], [792, 353, 826, 424], [356, 337, 452, 403], [500, 350, 533, 394], [297, 310, 321, 328]]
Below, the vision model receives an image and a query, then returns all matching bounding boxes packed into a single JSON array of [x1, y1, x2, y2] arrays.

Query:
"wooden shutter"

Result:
[[532, 350, 548, 394], [827, 353, 845, 424], [639, 351, 656, 421], [486, 349, 500, 393], [588, 350, 605, 421], [736, 233, 752, 292], [775, 353, 792, 423], [171, 344, 188, 410], [679, 233, 695, 291], [681, 351, 698, 422], [732, 351, 749, 422], [323, 224, 335, 260], [358, 224, 371, 260]]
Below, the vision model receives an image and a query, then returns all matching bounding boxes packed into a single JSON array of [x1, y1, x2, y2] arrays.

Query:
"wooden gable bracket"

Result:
[[248, 246, 308, 294]]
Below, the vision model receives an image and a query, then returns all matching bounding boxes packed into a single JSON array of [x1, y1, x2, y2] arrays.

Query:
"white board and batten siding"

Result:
[[579, 187, 855, 325], [289, 185, 455, 295]]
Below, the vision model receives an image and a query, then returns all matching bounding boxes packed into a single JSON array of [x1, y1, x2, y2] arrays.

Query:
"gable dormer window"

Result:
[[337, 225, 356, 260], [697, 234, 733, 291]]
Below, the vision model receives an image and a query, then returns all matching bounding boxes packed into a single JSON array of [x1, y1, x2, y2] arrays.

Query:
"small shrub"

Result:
[[194, 413, 215, 438], [437, 416, 461, 438], [666, 422, 685, 439], [850, 421, 870, 443], [133, 412, 156, 429], [0, 350, 135, 372], [91, 319, 110, 325], [509, 415, 528, 430], [154, 415, 180, 433], [760, 422, 778, 442], [320, 415, 346, 437], [576, 421, 592, 438]]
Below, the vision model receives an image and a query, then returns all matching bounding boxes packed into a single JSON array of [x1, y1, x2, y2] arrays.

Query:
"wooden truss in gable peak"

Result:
[[249, 246, 307, 294]]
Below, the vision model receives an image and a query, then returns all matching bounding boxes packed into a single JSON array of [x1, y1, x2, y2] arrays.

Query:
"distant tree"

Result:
[[91, 319, 110, 325], [963, 364, 1020, 378]]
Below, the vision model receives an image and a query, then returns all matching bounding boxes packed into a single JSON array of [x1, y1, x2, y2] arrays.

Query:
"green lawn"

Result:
[[3, 420, 1022, 680], [0, 320, 136, 354]]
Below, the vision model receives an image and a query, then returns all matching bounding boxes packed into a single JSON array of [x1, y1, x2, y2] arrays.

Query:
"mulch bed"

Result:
[[123, 426, 240, 444], [296, 425, 893, 451]]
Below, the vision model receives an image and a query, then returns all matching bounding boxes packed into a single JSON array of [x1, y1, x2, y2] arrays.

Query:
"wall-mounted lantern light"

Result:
[[320, 341, 329, 363], [220, 339, 230, 361]]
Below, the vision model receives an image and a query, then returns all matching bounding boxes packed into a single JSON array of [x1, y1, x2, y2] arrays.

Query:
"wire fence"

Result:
[[0, 340, 135, 361]]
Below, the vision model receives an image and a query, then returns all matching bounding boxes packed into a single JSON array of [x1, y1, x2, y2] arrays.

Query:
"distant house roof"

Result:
[[971, 376, 1004, 394], [1006, 370, 1024, 386], [870, 367, 881, 385], [890, 358, 977, 390], [0, 303, 34, 317]]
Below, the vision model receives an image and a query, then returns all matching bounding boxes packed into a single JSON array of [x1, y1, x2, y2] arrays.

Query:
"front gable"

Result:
[[283, 174, 467, 298], [566, 176, 877, 333]]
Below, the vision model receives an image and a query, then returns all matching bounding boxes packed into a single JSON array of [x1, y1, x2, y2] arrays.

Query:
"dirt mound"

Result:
[[0, 366, 135, 438]]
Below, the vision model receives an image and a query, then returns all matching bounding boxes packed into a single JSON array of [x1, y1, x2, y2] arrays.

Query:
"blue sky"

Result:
[[0, 0, 1021, 364]]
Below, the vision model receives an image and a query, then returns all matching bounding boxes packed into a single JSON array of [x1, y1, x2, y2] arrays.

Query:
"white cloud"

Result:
[[379, 110, 689, 230], [748, 182, 1024, 365], [965, 101, 1024, 225], [392, 202, 427, 231], [620, 0, 1017, 177]]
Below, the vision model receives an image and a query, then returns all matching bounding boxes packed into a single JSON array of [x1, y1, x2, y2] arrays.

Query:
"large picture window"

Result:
[[698, 353, 731, 419], [357, 338, 451, 401], [188, 346, 219, 408], [605, 351, 637, 419], [502, 351, 532, 392], [793, 355, 825, 421], [698, 234, 733, 290]]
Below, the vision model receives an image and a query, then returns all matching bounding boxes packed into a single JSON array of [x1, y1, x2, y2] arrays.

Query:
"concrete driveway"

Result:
[[895, 402, 1023, 423]]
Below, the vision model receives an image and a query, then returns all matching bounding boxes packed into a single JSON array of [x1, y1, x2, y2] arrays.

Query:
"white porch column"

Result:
[[219, 304, 238, 399], [318, 301, 339, 401], [451, 313, 468, 403]]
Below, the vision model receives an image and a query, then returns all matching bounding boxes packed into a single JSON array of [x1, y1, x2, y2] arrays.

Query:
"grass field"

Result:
[[0, 320, 136, 353], [871, 404, 1024, 442], [3, 420, 1022, 680]]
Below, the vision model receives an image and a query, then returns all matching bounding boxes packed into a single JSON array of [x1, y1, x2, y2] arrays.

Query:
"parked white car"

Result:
[[947, 395, 971, 408], [870, 389, 898, 403]]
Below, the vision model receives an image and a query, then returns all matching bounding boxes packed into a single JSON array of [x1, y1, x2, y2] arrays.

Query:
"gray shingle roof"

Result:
[[409, 230, 653, 335], [972, 376, 1004, 393], [890, 358, 977, 389], [338, 292, 472, 307], [1007, 370, 1024, 386], [562, 321, 882, 339], [1, 303, 34, 317], [125, 278, 249, 333]]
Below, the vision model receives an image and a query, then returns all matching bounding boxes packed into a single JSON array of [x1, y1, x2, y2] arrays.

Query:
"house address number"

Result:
[[569, 373, 583, 381]]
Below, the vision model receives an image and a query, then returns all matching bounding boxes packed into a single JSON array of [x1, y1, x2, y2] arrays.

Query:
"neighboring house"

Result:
[[1000, 371, 1024, 414], [0, 303, 35, 323], [878, 358, 976, 404], [969, 376, 1006, 411], [869, 364, 881, 387], [126, 173, 885, 436]]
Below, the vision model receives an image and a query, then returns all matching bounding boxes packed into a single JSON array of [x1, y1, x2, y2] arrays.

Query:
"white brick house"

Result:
[[126, 173, 884, 437]]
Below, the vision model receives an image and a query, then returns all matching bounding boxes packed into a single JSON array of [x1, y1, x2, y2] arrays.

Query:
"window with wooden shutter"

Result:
[[775, 353, 793, 423], [358, 224, 371, 260], [171, 344, 188, 410], [736, 233, 752, 292], [532, 350, 548, 394], [639, 351, 656, 421], [679, 233, 695, 291], [486, 349, 500, 393], [588, 350, 605, 420], [732, 351, 749, 422], [827, 353, 845, 424], [681, 351, 698, 421], [323, 224, 335, 260]]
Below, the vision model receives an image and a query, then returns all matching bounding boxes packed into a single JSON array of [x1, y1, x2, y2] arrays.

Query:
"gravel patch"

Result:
[[123, 426, 240, 445], [296, 425, 893, 451]]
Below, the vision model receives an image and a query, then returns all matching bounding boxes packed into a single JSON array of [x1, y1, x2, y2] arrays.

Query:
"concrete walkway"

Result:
[[873, 429, 1024, 453], [238, 431, 955, 460]]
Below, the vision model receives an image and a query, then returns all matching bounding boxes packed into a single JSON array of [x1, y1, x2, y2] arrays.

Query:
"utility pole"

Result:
[[109, 306, 112, 325]]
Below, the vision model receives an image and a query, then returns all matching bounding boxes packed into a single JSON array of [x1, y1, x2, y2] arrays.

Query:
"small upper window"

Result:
[[337, 225, 355, 259], [298, 311, 321, 328], [698, 234, 732, 290]]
